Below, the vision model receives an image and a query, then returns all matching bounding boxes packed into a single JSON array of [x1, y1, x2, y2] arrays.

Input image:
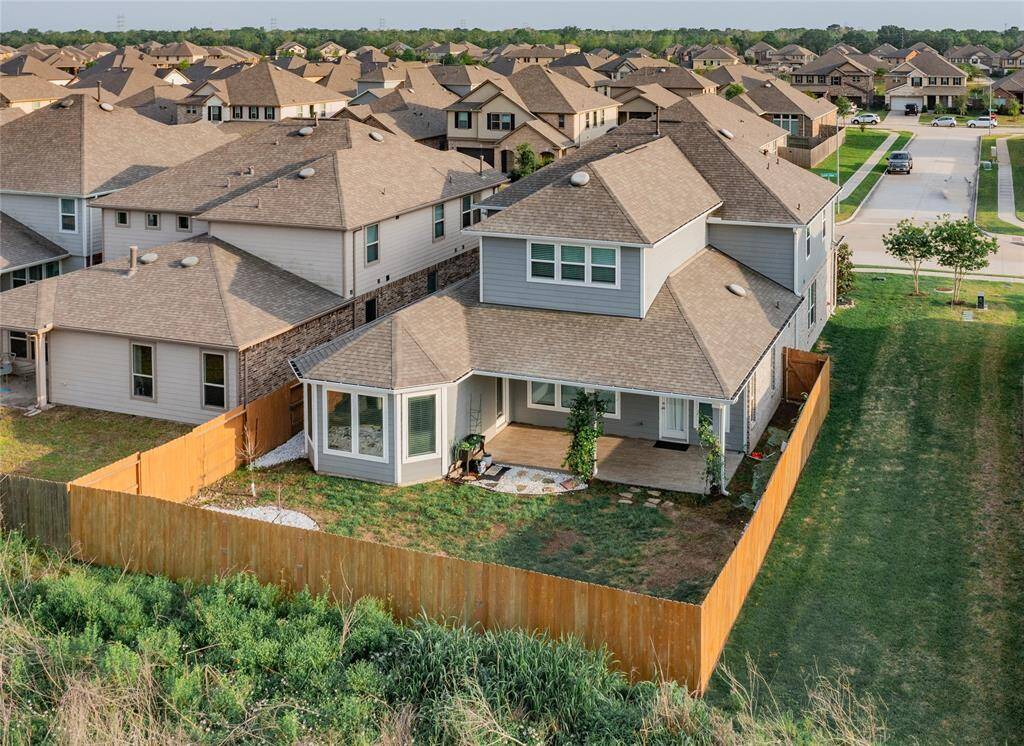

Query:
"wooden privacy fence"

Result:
[[70, 382, 302, 502], [1, 353, 830, 692]]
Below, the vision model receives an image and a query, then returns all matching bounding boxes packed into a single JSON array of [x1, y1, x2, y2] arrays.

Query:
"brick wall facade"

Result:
[[238, 248, 479, 401]]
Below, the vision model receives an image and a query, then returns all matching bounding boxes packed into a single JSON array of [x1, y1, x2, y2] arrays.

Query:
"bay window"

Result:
[[324, 389, 388, 461]]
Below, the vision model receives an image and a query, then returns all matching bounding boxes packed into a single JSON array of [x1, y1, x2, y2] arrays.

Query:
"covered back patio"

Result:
[[485, 422, 743, 494]]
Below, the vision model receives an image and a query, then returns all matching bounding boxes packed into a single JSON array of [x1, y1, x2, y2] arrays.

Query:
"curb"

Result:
[[837, 130, 916, 225]]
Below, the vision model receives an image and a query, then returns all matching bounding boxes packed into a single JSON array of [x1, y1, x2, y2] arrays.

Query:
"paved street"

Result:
[[842, 112, 1024, 278]]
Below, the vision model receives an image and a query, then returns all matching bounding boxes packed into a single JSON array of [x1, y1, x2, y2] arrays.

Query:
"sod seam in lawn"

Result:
[[708, 275, 1024, 744]]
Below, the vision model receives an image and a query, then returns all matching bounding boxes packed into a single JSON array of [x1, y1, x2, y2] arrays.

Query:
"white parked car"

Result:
[[966, 116, 998, 128], [931, 115, 957, 127], [850, 113, 881, 125]]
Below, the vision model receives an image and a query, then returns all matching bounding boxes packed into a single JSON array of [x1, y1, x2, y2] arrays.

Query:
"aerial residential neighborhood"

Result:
[[0, 2, 1022, 743]]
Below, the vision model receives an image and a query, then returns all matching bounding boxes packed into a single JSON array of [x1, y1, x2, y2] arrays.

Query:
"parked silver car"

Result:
[[850, 112, 881, 125], [931, 115, 957, 127], [966, 115, 998, 128]]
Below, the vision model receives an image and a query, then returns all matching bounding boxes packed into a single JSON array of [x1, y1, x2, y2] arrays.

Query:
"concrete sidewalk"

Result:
[[838, 132, 898, 201], [995, 137, 1024, 229]]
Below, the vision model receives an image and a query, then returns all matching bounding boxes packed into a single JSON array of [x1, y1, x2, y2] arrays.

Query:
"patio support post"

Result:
[[33, 329, 48, 409], [714, 403, 727, 493]]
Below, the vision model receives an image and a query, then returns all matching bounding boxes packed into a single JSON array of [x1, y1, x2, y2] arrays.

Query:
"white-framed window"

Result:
[[8, 331, 31, 359], [432, 203, 445, 239], [115, 210, 130, 227], [207, 105, 222, 122], [323, 388, 388, 461], [454, 111, 471, 129], [772, 113, 800, 136], [461, 193, 480, 227], [405, 392, 439, 460], [185, 104, 198, 115], [131, 342, 155, 400], [486, 112, 514, 130], [59, 198, 77, 233], [248, 106, 259, 119], [232, 105, 243, 119], [527, 380, 620, 418], [176, 214, 191, 232], [527, 242, 619, 288], [807, 278, 818, 328], [145, 212, 160, 230], [11, 261, 60, 288], [264, 106, 275, 120], [201, 351, 227, 410], [365, 223, 379, 263]]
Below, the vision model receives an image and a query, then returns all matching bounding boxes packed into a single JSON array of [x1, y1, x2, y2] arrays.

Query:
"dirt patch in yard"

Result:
[[542, 529, 583, 556]]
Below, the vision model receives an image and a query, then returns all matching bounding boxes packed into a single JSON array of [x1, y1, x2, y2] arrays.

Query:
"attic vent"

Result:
[[298, 167, 316, 179], [139, 252, 159, 265], [60, 98, 76, 108], [99, 102, 114, 111], [569, 171, 590, 187], [718, 128, 735, 140], [298, 126, 315, 136], [369, 131, 385, 142], [763, 82, 773, 88], [727, 283, 747, 297], [180, 256, 199, 268]]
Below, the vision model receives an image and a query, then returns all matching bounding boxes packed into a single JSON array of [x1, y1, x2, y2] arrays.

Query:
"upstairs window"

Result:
[[557, 113, 565, 128], [248, 106, 259, 119], [176, 215, 191, 232], [145, 212, 160, 230], [461, 193, 481, 227], [454, 111, 471, 129], [807, 279, 818, 328], [486, 112, 514, 130], [529, 243, 556, 279], [365, 223, 380, 263], [432, 203, 445, 239], [264, 106, 275, 119], [59, 198, 77, 233], [528, 242, 618, 287]]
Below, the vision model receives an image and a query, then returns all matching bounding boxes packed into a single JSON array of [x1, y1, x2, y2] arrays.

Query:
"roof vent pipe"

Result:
[[128, 245, 139, 274], [245, 165, 255, 175], [655, 105, 661, 136]]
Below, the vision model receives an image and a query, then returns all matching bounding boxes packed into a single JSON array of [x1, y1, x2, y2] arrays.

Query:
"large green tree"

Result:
[[929, 216, 999, 304], [882, 219, 935, 295]]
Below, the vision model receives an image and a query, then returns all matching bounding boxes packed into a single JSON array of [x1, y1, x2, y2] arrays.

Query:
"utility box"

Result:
[[982, 160, 992, 170], [978, 293, 986, 310]]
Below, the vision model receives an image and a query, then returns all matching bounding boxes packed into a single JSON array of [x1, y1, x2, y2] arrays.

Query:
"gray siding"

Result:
[[1, 193, 86, 258], [480, 236, 642, 317], [453, 374, 499, 442], [708, 222, 796, 291], [102, 209, 208, 261], [313, 383, 399, 483], [47, 329, 238, 424], [796, 201, 834, 294], [642, 215, 708, 313]]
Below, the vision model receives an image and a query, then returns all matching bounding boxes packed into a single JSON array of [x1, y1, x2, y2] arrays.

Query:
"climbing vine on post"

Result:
[[562, 390, 606, 482], [698, 414, 724, 496]]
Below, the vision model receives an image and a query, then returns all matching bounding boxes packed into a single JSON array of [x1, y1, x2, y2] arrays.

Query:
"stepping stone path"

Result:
[[617, 498, 633, 504], [647, 490, 661, 497]]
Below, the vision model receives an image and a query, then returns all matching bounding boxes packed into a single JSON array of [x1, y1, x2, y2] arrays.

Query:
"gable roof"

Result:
[[0, 212, 69, 272], [870, 43, 899, 57], [0, 237, 345, 348], [549, 51, 608, 70], [429, 63, 505, 91], [214, 60, 349, 105], [68, 65, 171, 99], [151, 40, 207, 58], [0, 54, 72, 81], [706, 66, 836, 118], [506, 65, 618, 113], [0, 94, 237, 196], [616, 83, 683, 109], [551, 66, 610, 89], [607, 65, 715, 94], [292, 249, 800, 401], [891, 49, 964, 77], [0, 74, 70, 103], [474, 136, 721, 245], [315, 58, 363, 96], [92, 118, 505, 228], [694, 44, 740, 61]]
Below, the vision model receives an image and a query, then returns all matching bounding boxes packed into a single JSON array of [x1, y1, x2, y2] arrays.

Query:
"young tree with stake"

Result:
[[881, 218, 934, 295], [929, 216, 998, 305]]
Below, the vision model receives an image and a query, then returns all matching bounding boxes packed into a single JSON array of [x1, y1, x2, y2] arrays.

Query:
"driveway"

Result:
[[843, 114, 1024, 278]]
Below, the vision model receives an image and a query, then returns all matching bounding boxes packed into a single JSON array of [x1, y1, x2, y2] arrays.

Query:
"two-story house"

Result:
[[312, 41, 347, 60], [943, 45, 999, 71], [884, 50, 967, 111], [149, 41, 208, 67], [0, 74, 69, 111], [704, 64, 841, 167], [691, 45, 742, 69], [606, 66, 717, 104], [275, 41, 307, 58], [446, 66, 619, 172], [0, 94, 235, 269], [744, 41, 778, 65], [1, 118, 506, 419], [790, 51, 884, 106], [596, 53, 677, 80], [176, 60, 349, 123], [0, 54, 73, 86], [769, 44, 817, 69], [290, 113, 838, 488]]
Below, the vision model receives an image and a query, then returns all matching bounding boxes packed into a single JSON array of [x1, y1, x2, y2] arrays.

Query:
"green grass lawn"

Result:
[[0, 405, 191, 481], [811, 128, 889, 183], [835, 131, 913, 221], [201, 462, 750, 603], [708, 275, 1024, 743], [976, 135, 1024, 236], [1006, 136, 1024, 222]]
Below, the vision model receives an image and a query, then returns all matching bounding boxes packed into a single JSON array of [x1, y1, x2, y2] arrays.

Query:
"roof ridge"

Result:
[[586, 144, 663, 244], [332, 148, 347, 230], [205, 239, 240, 347], [664, 249, 729, 398], [399, 309, 451, 380]]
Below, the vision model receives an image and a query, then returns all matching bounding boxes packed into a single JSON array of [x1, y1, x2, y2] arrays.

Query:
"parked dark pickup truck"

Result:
[[904, 103, 920, 115], [887, 150, 913, 174]]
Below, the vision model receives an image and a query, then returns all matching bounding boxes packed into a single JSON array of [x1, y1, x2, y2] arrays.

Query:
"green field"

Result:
[[709, 275, 1024, 744]]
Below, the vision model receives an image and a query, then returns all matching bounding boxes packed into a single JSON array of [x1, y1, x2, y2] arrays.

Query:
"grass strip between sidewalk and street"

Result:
[[976, 134, 1024, 236]]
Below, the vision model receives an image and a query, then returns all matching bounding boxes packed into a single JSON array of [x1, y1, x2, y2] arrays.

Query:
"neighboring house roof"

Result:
[[316, 59, 363, 96], [81, 41, 118, 57], [151, 40, 206, 58], [75, 47, 161, 76], [551, 66, 610, 89], [589, 48, 617, 59], [0, 54, 72, 81], [616, 83, 683, 109], [745, 41, 778, 55], [117, 83, 193, 124], [993, 69, 1024, 94], [549, 51, 608, 70], [795, 51, 876, 77], [0, 74, 70, 103], [0, 108, 27, 125], [270, 54, 308, 71], [0, 94, 237, 196], [706, 65, 836, 118], [0, 212, 69, 272], [0, 237, 345, 349], [502, 45, 567, 60], [870, 43, 899, 57], [694, 45, 740, 62], [482, 110, 833, 225], [607, 66, 715, 94], [487, 56, 537, 77], [383, 42, 413, 55], [92, 118, 506, 229], [276, 41, 306, 53], [67, 65, 171, 100], [207, 60, 348, 105], [292, 248, 800, 401], [506, 65, 618, 113], [774, 44, 816, 58], [597, 55, 676, 74], [493, 117, 574, 150], [890, 49, 965, 78], [429, 63, 505, 92]]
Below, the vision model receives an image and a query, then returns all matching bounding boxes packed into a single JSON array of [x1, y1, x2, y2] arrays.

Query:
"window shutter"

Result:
[[510, 113, 516, 129]]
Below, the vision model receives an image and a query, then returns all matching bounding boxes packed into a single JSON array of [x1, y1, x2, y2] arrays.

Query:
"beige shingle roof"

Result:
[[0, 237, 344, 348], [0, 74, 70, 103], [706, 66, 836, 118], [429, 63, 505, 91], [608, 66, 714, 94], [0, 212, 69, 271], [616, 83, 684, 109], [0, 94, 238, 196], [68, 65, 171, 100], [293, 249, 800, 400], [0, 54, 72, 81], [213, 60, 349, 106], [551, 66, 609, 89], [506, 65, 617, 113]]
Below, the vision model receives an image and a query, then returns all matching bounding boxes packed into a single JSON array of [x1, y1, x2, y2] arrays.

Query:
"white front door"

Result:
[[659, 397, 689, 442]]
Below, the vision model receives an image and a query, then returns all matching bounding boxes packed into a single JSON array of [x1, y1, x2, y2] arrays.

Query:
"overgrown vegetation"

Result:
[[0, 530, 888, 744], [710, 275, 1024, 743], [0, 406, 190, 481]]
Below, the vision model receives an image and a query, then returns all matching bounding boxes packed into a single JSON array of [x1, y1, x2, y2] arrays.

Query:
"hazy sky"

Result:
[[2, 0, 1022, 33]]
